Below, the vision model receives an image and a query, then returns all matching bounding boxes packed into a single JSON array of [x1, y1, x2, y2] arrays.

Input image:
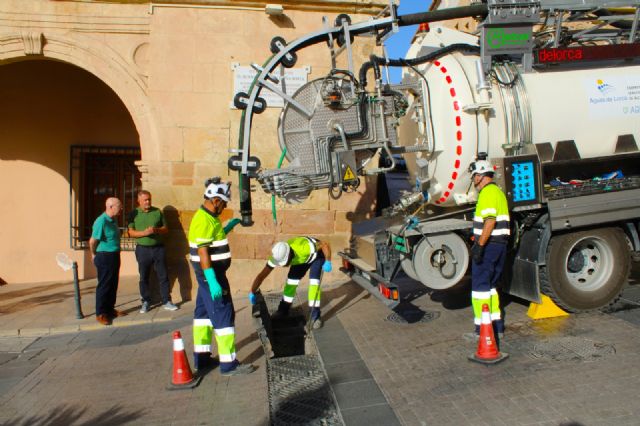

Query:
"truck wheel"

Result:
[[541, 227, 630, 312], [412, 232, 469, 290]]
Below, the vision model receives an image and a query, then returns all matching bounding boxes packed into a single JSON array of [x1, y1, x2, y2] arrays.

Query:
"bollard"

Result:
[[56, 253, 84, 320], [72, 261, 84, 319]]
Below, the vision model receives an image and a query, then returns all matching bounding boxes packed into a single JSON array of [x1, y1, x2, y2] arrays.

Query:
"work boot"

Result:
[[194, 352, 218, 371], [221, 363, 256, 376], [310, 307, 322, 329], [311, 318, 323, 330]]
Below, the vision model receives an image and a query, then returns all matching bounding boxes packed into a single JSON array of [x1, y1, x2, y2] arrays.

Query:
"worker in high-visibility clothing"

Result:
[[467, 160, 510, 341], [189, 177, 255, 376], [249, 236, 332, 329]]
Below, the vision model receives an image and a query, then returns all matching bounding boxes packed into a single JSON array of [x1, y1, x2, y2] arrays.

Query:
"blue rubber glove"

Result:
[[203, 268, 222, 300], [322, 260, 332, 273], [223, 218, 242, 234], [248, 292, 257, 305]]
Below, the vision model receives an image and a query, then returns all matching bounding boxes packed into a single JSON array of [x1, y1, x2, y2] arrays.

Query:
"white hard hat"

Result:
[[204, 178, 231, 202], [469, 160, 494, 176], [271, 242, 291, 266]]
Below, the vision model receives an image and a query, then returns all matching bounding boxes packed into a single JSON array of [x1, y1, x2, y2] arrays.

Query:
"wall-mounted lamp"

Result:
[[265, 4, 284, 16]]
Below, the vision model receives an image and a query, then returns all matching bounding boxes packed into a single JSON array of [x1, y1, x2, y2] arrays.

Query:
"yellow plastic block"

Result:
[[527, 294, 570, 319]]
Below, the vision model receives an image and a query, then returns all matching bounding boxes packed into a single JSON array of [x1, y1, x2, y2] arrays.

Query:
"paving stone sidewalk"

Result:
[[0, 275, 192, 337], [329, 275, 640, 426], [0, 276, 270, 426], [3, 268, 640, 425]]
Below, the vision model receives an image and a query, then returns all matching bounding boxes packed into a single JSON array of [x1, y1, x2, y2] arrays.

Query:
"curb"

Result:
[[0, 316, 180, 338]]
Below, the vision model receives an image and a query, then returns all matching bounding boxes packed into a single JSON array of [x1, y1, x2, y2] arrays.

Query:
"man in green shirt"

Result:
[[90, 197, 123, 326], [127, 190, 178, 313]]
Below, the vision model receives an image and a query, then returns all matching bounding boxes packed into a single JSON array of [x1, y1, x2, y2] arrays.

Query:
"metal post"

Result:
[[72, 261, 84, 319]]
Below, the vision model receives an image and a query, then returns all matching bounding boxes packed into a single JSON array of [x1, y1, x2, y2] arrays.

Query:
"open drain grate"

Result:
[[254, 292, 343, 425], [530, 337, 616, 361], [386, 309, 440, 324], [267, 356, 342, 426]]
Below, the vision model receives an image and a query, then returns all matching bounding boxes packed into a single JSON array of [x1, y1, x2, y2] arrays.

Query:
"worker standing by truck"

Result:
[[467, 160, 510, 341], [249, 237, 332, 329]]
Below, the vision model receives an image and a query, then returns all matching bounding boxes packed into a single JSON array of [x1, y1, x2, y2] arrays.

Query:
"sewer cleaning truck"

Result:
[[230, 0, 640, 312]]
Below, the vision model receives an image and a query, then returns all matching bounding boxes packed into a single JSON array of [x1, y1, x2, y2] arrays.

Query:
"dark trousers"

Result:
[[471, 242, 507, 293], [135, 245, 171, 304], [94, 251, 121, 316], [278, 253, 325, 319], [287, 252, 325, 282]]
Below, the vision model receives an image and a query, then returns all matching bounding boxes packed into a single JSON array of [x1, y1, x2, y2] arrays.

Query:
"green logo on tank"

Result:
[[486, 28, 530, 49]]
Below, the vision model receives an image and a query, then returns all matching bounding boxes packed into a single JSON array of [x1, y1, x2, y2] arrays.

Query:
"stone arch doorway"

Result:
[[0, 59, 142, 283]]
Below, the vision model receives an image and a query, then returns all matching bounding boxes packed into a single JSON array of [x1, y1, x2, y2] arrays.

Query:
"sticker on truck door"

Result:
[[586, 75, 640, 117]]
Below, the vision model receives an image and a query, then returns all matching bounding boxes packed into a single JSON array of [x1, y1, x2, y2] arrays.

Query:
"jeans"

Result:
[[135, 245, 171, 304]]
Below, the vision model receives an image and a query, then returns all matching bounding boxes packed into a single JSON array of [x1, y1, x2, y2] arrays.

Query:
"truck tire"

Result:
[[541, 227, 630, 312]]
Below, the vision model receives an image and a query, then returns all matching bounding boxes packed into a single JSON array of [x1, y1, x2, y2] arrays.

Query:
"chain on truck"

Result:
[[229, 0, 640, 313]]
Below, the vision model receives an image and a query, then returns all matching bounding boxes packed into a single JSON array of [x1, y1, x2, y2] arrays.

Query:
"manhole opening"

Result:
[[529, 337, 616, 361], [256, 293, 310, 358]]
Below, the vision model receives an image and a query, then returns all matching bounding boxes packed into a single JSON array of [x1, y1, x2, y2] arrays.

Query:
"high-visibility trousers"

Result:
[[191, 261, 238, 373], [281, 253, 324, 315], [471, 242, 506, 333]]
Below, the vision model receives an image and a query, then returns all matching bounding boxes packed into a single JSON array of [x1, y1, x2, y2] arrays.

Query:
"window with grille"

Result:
[[70, 145, 141, 250]]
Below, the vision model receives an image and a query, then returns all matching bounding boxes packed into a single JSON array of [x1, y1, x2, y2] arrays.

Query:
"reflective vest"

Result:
[[267, 236, 319, 268], [188, 206, 231, 265], [473, 183, 510, 244]]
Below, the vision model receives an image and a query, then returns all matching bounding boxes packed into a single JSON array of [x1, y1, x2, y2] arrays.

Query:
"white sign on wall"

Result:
[[231, 63, 310, 109]]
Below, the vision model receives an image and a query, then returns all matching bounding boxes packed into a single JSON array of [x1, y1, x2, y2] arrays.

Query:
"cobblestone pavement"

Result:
[[2, 265, 640, 425], [0, 277, 269, 426], [326, 266, 640, 426]]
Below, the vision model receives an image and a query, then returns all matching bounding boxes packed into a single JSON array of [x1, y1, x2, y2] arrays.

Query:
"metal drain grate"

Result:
[[254, 292, 343, 425], [530, 337, 615, 361], [386, 309, 440, 324], [268, 356, 342, 426]]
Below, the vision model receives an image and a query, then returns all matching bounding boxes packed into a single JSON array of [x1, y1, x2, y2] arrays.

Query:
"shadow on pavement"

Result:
[[3, 404, 145, 426], [0, 286, 95, 315]]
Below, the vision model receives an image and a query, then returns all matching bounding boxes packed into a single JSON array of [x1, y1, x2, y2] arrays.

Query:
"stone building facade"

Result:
[[0, 0, 387, 297]]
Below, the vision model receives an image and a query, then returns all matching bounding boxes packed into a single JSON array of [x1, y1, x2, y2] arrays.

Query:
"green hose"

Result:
[[271, 147, 287, 223]]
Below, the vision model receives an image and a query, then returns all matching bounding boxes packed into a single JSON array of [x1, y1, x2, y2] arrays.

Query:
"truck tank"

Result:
[[399, 25, 640, 207]]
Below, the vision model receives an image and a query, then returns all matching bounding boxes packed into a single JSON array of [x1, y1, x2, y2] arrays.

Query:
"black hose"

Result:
[[397, 4, 488, 27], [239, 173, 254, 226], [359, 43, 481, 87]]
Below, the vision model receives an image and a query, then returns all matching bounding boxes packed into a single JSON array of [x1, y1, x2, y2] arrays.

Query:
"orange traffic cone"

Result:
[[468, 304, 509, 364], [167, 330, 202, 390]]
